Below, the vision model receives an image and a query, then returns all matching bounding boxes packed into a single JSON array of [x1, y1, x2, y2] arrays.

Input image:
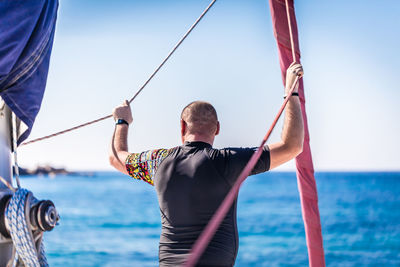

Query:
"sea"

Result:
[[20, 171, 400, 267]]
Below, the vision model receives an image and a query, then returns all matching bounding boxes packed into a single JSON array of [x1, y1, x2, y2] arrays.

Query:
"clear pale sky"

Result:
[[18, 0, 400, 171]]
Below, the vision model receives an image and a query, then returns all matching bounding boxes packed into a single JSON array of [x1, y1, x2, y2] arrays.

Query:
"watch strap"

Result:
[[283, 92, 299, 99]]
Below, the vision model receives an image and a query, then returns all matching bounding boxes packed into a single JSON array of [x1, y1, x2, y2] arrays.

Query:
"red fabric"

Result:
[[269, 1, 325, 266]]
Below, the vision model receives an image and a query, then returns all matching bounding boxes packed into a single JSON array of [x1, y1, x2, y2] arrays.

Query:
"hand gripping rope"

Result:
[[21, 0, 217, 147], [183, 0, 301, 265]]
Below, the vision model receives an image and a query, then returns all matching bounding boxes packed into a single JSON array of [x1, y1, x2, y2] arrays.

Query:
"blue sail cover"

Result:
[[0, 0, 58, 145]]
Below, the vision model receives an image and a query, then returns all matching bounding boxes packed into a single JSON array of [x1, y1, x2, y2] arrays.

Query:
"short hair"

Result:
[[181, 101, 218, 136]]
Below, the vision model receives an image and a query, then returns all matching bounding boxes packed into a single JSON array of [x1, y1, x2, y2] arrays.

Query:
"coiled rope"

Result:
[[5, 188, 48, 267], [21, 0, 217, 147], [183, 0, 300, 265]]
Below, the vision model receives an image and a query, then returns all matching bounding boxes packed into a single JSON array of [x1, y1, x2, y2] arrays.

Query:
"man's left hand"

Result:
[[285, 63, 303, 94]]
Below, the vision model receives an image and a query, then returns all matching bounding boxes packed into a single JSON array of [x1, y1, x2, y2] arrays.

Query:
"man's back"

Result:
[[126, 141, 270, 266]]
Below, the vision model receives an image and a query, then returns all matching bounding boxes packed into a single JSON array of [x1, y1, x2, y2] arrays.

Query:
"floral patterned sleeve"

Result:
[[125, 149, 172, 186]]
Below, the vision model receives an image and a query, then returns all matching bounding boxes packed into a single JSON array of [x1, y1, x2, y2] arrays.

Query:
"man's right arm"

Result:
[[267, 63, 304, 170]]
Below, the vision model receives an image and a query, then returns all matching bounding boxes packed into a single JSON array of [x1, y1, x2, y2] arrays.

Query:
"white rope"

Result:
[[11, 112, 21, 188], [5, 188, 48, 267]]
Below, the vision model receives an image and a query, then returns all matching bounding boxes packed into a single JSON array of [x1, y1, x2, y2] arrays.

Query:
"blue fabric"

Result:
[[0, 0, 58, 144]]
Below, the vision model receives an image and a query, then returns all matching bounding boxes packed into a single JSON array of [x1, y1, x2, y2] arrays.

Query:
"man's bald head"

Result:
[[181, 101, 219, 137]]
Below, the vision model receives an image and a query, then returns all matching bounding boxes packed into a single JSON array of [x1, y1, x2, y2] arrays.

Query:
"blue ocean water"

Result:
[[20, 172, 400, 266]]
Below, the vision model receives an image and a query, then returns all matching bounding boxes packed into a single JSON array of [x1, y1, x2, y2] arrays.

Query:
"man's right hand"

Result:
[[112, 100, 133, 124], [285, 63, 303, 94]]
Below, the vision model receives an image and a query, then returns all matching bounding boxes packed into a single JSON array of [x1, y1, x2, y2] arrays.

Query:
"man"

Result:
[[109, 63, 304, 266]]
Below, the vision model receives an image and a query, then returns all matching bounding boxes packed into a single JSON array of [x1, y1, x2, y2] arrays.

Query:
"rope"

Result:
[[21, 0, 217, 147], [183, 76, 301, 267], [285, 0, 296, 63], [0, 175, 15, 192], [11, 112, 21, 188], [5, 188, 48, 267], [21, 115, 112, 146]]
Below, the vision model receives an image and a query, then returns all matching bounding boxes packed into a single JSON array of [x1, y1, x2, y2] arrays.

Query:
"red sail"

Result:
[[269, 1, 325, 266]]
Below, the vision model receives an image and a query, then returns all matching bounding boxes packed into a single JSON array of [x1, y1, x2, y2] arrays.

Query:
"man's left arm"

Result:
[[109, 100, 133, 174], [267, 63, 304, 170]]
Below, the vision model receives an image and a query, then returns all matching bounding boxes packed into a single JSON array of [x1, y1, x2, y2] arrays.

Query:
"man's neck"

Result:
[[183, 134, 214, 146]]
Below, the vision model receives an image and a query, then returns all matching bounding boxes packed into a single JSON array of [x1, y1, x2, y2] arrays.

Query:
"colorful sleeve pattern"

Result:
[[125, 149, 171, 186]]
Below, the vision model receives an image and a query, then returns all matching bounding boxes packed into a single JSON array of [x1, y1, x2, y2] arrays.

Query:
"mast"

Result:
[[0, 97, 14, 266]]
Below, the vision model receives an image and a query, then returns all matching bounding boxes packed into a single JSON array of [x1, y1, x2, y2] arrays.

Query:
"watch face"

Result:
[[116, 119, 128, 125]]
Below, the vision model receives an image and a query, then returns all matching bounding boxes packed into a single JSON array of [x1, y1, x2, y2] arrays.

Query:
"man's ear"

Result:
[[215, 121, 220, 136], [181, 119, 187, 136]]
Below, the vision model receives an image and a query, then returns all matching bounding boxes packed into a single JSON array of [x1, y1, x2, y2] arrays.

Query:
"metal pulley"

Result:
[[30, 199, 59, 232], [0, 193, 59, 238]]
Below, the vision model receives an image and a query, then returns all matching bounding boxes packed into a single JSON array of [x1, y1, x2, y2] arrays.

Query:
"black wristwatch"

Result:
[[115, 119, 129, 126], [283, 92, 299, 99]]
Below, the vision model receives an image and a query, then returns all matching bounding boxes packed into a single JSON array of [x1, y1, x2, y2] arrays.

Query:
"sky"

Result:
[[18, 0, 400, 171]]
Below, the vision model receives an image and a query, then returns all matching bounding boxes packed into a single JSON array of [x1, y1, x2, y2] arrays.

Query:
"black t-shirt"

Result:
[[126, 141, 270, 266]]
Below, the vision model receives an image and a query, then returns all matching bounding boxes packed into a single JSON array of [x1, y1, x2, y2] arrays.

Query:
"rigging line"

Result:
[[21, 0, 218, 147], [285, 0, 296, 63], [183, 76, 301, 267], [12, 112, 21, 188], [128, 0, 217, 104], [0, 175, 15, 192]]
